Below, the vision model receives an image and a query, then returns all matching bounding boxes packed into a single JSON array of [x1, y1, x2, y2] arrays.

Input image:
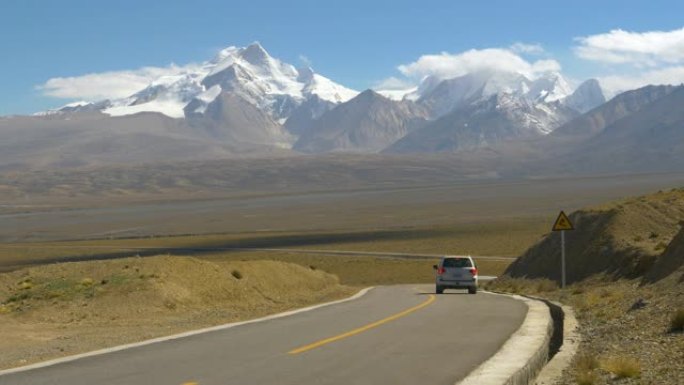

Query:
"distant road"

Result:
[[1, 285, 527, 385], [227, 247, 517, 261]]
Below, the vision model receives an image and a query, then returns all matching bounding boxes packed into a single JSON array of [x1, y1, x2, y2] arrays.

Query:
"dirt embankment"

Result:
[[492, 187, 684, 384], [0, 255, 355, 369], [645, 225, 684, 283], [505, 188, 684, 284]]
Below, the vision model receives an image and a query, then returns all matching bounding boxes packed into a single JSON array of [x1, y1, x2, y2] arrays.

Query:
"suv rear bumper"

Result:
[[436, 278, 478, 289]]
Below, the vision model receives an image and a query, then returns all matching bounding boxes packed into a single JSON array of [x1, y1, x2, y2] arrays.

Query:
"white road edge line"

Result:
[[456, 291, 552, 385], [0, 287, 375, 377]]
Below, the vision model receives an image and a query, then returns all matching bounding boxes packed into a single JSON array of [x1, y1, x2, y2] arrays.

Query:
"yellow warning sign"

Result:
[[552, 211, 574, 231]]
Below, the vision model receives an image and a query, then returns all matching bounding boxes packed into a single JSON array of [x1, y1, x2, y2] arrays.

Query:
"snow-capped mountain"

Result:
[[411, 70, 574, 118], [386, 91, 578, 153], [59, 43, 358, 123], [25, 42, 621, 163], [372, 68, 614, 153]]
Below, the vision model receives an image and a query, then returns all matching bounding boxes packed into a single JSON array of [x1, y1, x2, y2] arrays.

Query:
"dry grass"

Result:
[[0, 256, 349, 317], [484, 277, 558, 295], [601, 356, 641, 379], [203, 251, 512, 286], [0, 255, 355, 369], [487, 273, 684, 384], [575, 353, 599, 372], [575, 370, 598, 385], [0, 222, 523, 285], [573, 353, 599, 385], [0, 219, 545, 271]]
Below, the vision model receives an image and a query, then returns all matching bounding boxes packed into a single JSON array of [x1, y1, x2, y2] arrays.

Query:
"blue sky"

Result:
[[2, 0, 684, 115]]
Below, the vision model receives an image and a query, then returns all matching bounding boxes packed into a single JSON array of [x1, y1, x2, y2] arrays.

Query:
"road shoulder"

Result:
[[457, 293, 553, 385]]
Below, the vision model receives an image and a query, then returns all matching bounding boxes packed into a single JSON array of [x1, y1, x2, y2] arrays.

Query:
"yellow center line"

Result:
[[288, 294, 436, 355]]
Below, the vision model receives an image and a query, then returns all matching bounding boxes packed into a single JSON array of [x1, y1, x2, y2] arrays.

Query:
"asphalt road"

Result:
[[0, 285, 527, 385]]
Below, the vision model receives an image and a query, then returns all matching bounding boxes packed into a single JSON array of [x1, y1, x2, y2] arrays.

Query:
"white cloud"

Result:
[[574, 27, 684, 97], [373, 76, 415, 91], [37, 65, 194, 100], [510, 42, 545, 55], [397, 48, 561, 81], [598, 66, 684, 97], [575, 27, 684, 66]]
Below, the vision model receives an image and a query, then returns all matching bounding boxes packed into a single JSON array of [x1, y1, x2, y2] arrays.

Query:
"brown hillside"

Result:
[[0, 256, 353, 369], [505, 188, 684, 283]]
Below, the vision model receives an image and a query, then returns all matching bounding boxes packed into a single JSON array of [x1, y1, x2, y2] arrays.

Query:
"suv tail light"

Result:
[[469, 268, 478, 276], [437, 267, 445, 275]]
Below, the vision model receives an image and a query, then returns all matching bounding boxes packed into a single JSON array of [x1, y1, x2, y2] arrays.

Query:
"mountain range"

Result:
[[2, 43, 683, 174]]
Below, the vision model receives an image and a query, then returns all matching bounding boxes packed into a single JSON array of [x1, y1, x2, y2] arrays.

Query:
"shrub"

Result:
[[80, 278, 94, 287], [575, 369, 598, 385], [649, 231, 659, 239], [654, 242, 668, 251], [574, 353, 599, 385], [534, 279, 558, 292], [231, 270, 243, 280], [6, 292, 31, 303], [670, 308, 684, 332], [633, 235, 644, 242], [601, 356, 641, 379], [571, 286, 585, 295], [575, 353, 599, 372]]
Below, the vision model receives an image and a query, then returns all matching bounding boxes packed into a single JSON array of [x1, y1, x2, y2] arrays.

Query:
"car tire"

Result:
[[468, 286, 477, 295], [436, 286, 444, 294]]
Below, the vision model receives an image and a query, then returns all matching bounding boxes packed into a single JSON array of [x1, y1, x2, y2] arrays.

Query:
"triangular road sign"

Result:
[[552, 211, 574, 231]]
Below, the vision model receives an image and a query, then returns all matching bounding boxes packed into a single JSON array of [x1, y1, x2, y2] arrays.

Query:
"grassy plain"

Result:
[[0, 219, 537, 282]]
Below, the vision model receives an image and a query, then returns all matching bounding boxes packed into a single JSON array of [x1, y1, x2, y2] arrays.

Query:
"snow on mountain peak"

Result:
[[82, 43, 357, 120], [409, 69, 576, 118], [303, 74, 358, 103], [528, 72, 573, 102]]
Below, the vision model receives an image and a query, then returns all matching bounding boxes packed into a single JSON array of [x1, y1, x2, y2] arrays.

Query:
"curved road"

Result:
[[1, 285, 527, 385]]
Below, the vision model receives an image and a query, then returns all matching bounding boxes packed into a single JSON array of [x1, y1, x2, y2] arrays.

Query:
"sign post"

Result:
[[552, 211, 574, 288]]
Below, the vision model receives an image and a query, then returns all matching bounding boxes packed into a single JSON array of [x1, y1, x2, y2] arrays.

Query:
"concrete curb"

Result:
[[534, 303, 580, 385], [0, 286, 374, 377], [457, 293, 553, 385]]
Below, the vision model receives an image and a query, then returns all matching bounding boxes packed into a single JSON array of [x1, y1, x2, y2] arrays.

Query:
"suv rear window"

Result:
[[442, 258, 472, 268]]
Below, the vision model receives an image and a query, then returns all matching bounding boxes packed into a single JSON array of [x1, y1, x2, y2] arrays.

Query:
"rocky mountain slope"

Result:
[[560, 79, 606, 114], [387, 91, 578, 153], [551, 84, 676, 138], [294, 90, 428, 153], [529, 85, 684, 175]]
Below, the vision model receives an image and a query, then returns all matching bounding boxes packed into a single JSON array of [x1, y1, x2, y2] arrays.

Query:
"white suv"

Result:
[[433, 256, 478, 294]]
